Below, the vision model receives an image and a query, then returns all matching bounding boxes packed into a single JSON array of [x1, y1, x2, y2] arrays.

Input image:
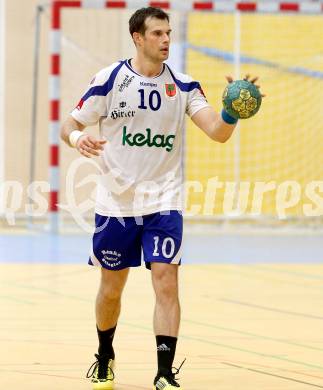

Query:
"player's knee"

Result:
[[153, 269, 179, 301], [156, 283, 178, 303], [99, 268, 129, 300], [99, 282, 123, 301]]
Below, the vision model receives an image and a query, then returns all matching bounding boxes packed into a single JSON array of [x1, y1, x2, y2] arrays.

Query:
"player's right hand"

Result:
[[76, 134, 106, 158], [225, 74, 266, 97]]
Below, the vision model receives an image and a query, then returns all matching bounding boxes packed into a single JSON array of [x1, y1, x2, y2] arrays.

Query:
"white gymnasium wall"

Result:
[[0, 0, 5, 214]]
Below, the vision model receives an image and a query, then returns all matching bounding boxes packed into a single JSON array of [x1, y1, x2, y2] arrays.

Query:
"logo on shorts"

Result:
[[101, 249, 122, 268]]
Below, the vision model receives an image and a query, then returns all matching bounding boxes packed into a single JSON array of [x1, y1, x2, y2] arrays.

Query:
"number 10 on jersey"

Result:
[[138, 89, 161, 111]]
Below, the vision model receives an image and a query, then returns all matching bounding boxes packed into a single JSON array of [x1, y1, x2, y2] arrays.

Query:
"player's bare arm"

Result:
[[192, 74, 264, 143], [192, 106, 236, 143], [60, 115, 106, 158]]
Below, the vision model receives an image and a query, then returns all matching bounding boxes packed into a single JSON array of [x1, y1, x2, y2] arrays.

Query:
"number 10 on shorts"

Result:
[[153, 236, 175, 259]]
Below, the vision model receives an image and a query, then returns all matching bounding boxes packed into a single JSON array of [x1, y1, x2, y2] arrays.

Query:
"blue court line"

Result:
[[182, 319, 323, 352], [1, 281, 93, 303], [0, 234, 88, 264], [187, 44, 323, 79], [0, 295, 35, 305], [221, 298, 323, 320], [209, 265, 323, 292], [0, 233, 323, 264], [222, 362, 323, 389], [251, 265, 323, 281]]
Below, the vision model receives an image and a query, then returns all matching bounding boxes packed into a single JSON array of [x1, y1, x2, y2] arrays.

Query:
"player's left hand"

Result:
[[77, 134, 107, 158], [226, 74, 266, 97]]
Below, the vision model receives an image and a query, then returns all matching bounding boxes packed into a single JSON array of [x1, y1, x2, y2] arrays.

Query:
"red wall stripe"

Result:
[[50, 145, 59, 166], [48, 1, 323, 14], [49, 191, 58, 212], [105, 1, 126, 8], [193, 2, 213, 10], [51, 54, 60, 75], [50, 100, 60, 121], [280, 2, 299, 11], [237, 2, 257, 11], [149, 1, 170, 9], [49, 1, 319, 14]]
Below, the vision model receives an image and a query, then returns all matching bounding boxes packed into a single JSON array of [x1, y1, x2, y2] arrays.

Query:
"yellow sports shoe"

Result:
[[153, 374, 182, 389], [86, 354, 115, 390], [153, 359, 185, 390]]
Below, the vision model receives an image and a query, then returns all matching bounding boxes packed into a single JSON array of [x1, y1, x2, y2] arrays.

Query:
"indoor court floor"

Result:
[[1, 231, 323, 389]]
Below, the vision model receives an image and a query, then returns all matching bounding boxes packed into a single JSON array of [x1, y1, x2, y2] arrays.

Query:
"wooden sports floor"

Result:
[[1, 258, 323, 390]]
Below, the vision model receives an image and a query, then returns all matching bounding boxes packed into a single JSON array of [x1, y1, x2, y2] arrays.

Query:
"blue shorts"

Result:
[[89, 210, 183, 270]]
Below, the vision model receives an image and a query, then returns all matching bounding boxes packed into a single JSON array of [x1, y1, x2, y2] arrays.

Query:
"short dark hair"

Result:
[[129, 7, 169, 37]]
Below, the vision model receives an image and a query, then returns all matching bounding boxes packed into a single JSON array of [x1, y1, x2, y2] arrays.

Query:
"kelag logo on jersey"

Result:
[[122, 126, 175, 152]]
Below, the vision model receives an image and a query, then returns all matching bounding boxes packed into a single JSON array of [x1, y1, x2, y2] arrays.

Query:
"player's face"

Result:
[[141, 17, 171, 62]]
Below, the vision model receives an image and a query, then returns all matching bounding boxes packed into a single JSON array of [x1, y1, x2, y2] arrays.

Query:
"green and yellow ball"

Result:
[[222, 79, 262, 119]]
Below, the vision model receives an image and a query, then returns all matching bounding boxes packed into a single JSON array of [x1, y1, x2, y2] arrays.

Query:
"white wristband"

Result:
[[69, 130, 84, 148]]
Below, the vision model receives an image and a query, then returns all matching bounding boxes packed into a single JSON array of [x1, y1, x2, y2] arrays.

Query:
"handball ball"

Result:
[[222, 79, 262, 119]]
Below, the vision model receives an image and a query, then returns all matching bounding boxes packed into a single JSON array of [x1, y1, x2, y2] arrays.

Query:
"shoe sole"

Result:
[[92, 384, 114, 390], [92, 382, 114, 390]]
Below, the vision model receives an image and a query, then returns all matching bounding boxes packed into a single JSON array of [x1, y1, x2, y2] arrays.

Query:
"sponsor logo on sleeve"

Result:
[[118, 74, 135, 92]]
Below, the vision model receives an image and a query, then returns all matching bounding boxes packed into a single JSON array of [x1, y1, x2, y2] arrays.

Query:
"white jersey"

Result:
[[71, 59, 210, 217]]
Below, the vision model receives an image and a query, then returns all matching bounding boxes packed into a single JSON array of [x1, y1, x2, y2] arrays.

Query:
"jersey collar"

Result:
[[125, 59, 165, 79]]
